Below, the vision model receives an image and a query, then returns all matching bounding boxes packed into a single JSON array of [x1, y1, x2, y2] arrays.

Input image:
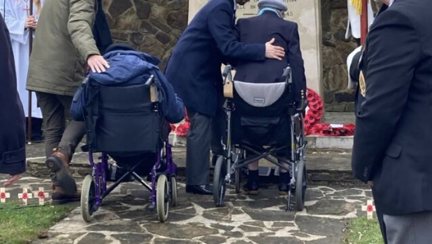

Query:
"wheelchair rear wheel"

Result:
[[81, 175, 96, 222], [213, 156, 227, 207], [295, 159, 307, 211], [170, 176, 178, 207], [234, 169, 241, 194], [157, 174, 169, 222]]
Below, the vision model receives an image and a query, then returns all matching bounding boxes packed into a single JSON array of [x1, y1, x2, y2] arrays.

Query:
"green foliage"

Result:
[[344, 217, 384, 244], [0, 202, 76, 244]]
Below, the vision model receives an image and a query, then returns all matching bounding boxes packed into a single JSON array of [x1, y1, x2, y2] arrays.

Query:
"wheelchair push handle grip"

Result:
[[222, 65, 232, 78], [282, 65, 292, 84], [145, 74, 155, 86]]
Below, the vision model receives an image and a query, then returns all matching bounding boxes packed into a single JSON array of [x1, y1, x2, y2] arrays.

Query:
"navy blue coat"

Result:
[[352, 0, 432, 215], [165, 0, 265, 117], [234, 11, 306, 103], [0, 14, 26, 175]]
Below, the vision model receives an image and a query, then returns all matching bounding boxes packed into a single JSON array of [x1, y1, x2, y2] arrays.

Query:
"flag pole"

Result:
[[27, 0, 33, 144], [360, 0, 368, 45]]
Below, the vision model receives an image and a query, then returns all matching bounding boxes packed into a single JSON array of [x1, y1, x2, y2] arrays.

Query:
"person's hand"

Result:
[[3, 174, 21, 187], [265, 38, 285, 60], [25, 16, 37, 29], [87, 54, 110, 73]]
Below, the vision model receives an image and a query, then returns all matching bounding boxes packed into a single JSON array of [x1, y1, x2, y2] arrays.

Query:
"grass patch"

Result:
[[344, 217, 384, 244], [0, 202, 76, 244]]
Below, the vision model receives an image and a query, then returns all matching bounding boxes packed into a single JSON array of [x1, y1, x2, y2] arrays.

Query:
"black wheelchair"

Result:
[[213, 65, 308, 211], [79, 75, 177, 223]]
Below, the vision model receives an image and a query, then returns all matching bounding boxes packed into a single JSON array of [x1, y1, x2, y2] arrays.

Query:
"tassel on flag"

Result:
[[0, 188, 10, 203], [18, 187, 33, 206]]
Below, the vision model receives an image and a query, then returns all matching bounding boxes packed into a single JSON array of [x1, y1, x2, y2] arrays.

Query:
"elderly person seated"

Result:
[[233, 0, 307, 194]]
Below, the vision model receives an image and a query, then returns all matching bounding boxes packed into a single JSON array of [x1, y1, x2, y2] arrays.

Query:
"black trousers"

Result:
[[186, 108, 224, 185], [36, 92, 86, 160]]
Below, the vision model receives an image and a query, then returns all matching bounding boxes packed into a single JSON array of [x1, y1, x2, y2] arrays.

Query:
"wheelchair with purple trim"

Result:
[[79, 75, 178, 223], [213, 65, 308, 211]]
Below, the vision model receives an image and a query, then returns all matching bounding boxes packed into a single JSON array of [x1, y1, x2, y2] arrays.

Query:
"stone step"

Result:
[[27, 146, 359, 186]]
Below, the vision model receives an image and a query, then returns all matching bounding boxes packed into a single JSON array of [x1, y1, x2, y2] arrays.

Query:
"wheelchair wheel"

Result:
[[81, 175, 96, 222], [295, 159, 307, 211], [170, 176, 178, 207], [234, 169, 241, 194], [213, 156, 226, 207], [156, 174, 169, 222]]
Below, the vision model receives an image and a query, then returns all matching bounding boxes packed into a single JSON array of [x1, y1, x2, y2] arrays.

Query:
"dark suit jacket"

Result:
[[352, 0, 432, 215], [0, 14, 26, 175], [234, 11, 306, 103], [165, 0, 265, 117]]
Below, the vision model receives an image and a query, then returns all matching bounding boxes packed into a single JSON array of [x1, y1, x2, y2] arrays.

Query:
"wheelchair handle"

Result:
[[145, 74, 155, 86], [282, 65, 292, 84], [222, 65, 232, 79]]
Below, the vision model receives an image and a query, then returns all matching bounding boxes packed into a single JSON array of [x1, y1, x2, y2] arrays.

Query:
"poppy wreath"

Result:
[[304, 88, 356, 136], [308, 123, 356, 136], [304, 88, 324, 135]]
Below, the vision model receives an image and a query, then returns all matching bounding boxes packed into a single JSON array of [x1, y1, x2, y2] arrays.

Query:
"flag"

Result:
[[351, 0, 362, 15]]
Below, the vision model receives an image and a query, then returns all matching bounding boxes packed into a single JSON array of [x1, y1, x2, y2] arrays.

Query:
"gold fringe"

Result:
[[352, 0, 363, 15]]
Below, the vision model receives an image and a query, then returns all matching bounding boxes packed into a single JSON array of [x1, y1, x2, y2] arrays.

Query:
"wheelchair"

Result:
[[79, 75, 177, 223], [213, 65, 308, 211]]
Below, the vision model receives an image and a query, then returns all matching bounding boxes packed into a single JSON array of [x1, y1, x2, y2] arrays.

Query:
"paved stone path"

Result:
[[1, 175, 372, 244]]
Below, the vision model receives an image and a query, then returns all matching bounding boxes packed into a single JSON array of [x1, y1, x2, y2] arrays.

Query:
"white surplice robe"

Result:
[[0, 0, 42, 118]]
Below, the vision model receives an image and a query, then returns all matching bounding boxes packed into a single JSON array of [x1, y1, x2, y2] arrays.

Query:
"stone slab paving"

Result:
[[1, 175, 373, 244]]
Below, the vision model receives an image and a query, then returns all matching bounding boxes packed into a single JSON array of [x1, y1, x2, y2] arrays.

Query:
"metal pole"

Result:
[[360, 0, 368, 45], [27, 0, 34, 144]]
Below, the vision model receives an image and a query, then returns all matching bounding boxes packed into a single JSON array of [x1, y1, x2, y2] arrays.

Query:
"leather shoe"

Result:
[[186, 184, 213, 195]]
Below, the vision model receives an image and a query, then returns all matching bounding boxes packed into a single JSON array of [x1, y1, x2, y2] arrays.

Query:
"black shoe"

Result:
[[186, 184, 213, 195], [243, 170, 259, 195], [278, 172, 291, 195]]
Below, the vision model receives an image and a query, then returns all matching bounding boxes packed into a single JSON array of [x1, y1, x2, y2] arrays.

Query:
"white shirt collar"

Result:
[[388, 0, 395, 6]]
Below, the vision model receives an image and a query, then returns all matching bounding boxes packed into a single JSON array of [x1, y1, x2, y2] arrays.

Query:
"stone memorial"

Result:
[[189, 0, 322, 94]]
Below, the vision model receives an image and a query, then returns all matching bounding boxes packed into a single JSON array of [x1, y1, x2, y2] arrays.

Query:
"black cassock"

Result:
[[0, 13, 26, 175]]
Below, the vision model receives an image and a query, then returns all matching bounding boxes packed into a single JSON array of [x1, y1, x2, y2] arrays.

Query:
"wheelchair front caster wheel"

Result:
[[157, 174, 169, 222], [81, 175, 96, 222]]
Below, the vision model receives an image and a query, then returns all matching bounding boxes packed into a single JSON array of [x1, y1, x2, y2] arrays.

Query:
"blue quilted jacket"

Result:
[[71, 50, 184, 123]]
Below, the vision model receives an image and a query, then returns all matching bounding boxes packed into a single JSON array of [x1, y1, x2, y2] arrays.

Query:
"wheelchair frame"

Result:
[[80, 76, 178, 223], [213, 65, 308, 211]]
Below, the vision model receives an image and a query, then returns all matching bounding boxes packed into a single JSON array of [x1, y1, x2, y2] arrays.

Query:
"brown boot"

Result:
[[46, 150, 79, 204]]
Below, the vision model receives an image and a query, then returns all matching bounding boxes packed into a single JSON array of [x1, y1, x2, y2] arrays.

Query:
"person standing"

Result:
[[165, 0, 285, 195], [0, 0, 44, 140], [234, 0, 306, 194], [352, 0, 432, 243], [0, 12, 26, 186], [27, 0, 109, 203]]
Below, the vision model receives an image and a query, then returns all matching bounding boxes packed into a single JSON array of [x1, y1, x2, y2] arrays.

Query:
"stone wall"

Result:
[[104, 0, 375, 112], [321, 0, 357, 111], [103, 0, 188, 69]]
